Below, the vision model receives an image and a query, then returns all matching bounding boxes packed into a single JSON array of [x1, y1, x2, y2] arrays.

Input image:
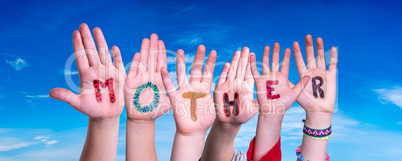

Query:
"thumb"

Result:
[[252, 99, 260, 114], [250, 53, 261, 79], [161, 67, 177, 97], [293, 75, 311, 96], [49, 88, 80, 108]]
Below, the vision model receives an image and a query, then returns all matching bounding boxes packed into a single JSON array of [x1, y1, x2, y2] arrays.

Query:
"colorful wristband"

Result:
[[302, 119, 332, 139], [303, 133, 330, 140], [296, 145, 330, 161]]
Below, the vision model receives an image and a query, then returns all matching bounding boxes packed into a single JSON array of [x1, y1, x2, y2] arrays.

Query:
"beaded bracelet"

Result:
[[302, 119, 332, 139], [296, 145, 330, 161], [303, 133, 330, 140]]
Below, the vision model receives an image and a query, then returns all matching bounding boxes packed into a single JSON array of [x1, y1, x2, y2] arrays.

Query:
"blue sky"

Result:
[[1, 0, 402, 160]]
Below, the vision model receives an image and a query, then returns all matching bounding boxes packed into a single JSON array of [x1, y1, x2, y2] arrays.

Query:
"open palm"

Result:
[[49, 24, 126, 119], [214, 47, 257, 125], [293, 35, 338, 113], [125, 34, 171, 120], [161, 45, 217, 135], [250, 43, 309, 115]]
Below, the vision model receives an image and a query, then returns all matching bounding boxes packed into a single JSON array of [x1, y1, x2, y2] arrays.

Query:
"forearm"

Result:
[[253, 113, 284, 161], [126, 119, 157, 161], [299, 112, 332, 160], [171, 131, 206, 161], [201, 121, 241, 161], [80, 117, 120, 161]]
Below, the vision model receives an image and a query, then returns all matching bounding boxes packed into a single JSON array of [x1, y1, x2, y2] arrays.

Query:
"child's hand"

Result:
[[201, 47, 256, 161], [161, 45, 217, 135], [294, 35, 337, 161], [214, 47, 257, 126], [49, 24, 124, 160], [124, 34, 171, 121], [250, 43, 310, 115], [293, 35, 337, 114], [251, 43, 310, 161], [49, 24, 126, 119]]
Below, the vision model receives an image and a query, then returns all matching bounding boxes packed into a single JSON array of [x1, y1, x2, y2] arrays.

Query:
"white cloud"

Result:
[[64, 69, 79, 75], [0, 142, 30, 151], [219, 44, 242, 55], [34, 136, 59, 147], [375, 86, 402, 108], [0, 136, 37, 152], [166, 54, 195, 65], [2, 53, 31, 71], [34, 136, 49, 140], [42, 140, 59, 146], [166, 57, 175, 64], [175, 36, 203, 46], [25, 95, 49, 99], [5, 58, 30, 71]]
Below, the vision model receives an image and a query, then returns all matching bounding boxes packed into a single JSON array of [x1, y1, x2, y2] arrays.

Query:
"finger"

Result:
[[190, 45, 206, 83], [293, 41, 307, 78], [245, 53, 254, 85], [227, 50, 241, 81], [328, 46, 338, 72], [127, 52, 141, 78], [316, 37, 326, 69], [176, 49, 187, 87], [281, 48, 291, 76], [293, 75, 311, 96], [217, 63, 230, 86], [271, 42, 280, 72], [305, 34, 317, 69], [79, 23, 99, 66], [140, 38, 150, 70], [72, 30, 89, 71], [156, 40, 167, 73], [250, 53, 260, 79], [201, 50, 217, 84], [161, 67, 177, 97], [111, 46, 125, 70], [149, 34, 159, 71], [93, 27, 111, 65], [49, 88, 80, 109], [288, 80, 295, 88], [262, 46, 270, 75], [236, 47, 249, 80]]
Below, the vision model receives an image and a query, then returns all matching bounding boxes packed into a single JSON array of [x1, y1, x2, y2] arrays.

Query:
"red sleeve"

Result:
[[246, 137, 281, 161]]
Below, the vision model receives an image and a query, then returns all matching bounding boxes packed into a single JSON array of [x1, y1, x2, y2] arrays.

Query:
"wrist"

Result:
[[176, 130, 206, 138], [89, 117, 120, 126], [305, 112, 332, 129], [171, 131, 206, 160], [215, 121, 242, 131], [211, 121, 241, 140], [127, 118, 155, 125], [258, 112, 285, 122], [174, 131, 206, 151]]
